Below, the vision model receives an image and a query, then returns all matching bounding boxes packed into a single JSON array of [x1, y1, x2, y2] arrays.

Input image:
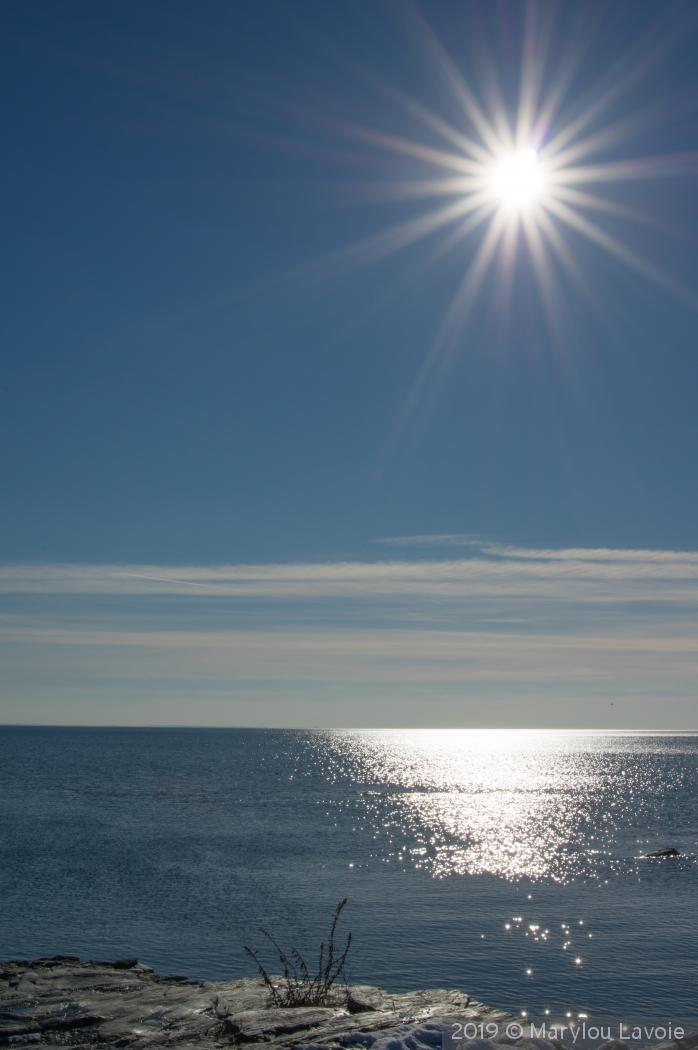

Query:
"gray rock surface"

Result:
[[0, 957, 511, 1050]]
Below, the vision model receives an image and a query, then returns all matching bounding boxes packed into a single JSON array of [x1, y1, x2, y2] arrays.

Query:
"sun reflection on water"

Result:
[[310, 730, 693, 882]]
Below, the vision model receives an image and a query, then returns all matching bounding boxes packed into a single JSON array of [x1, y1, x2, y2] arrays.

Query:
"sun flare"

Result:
[[278, 2, 698, 449], [491, 148, 546, 211]]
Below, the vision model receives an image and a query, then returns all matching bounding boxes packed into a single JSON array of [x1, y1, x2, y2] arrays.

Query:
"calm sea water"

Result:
[[1, 728, 697, 1018]]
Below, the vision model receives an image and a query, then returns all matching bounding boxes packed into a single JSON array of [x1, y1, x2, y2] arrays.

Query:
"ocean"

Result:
[[1, 727, 696, 1020]]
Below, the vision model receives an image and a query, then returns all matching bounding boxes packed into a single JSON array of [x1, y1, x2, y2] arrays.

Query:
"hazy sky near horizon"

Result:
[[2, 1, 698, 726], [4, 543, 698, 727]]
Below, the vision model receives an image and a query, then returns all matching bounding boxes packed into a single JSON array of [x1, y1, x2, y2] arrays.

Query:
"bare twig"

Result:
[[243, 899, 353, 1007]]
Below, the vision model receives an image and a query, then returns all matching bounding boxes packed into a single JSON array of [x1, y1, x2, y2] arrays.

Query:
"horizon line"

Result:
[[1, 724, 697, 733]]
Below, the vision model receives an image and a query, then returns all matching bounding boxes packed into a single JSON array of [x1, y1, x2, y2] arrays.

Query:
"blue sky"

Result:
[[2, 1, 698, 725]]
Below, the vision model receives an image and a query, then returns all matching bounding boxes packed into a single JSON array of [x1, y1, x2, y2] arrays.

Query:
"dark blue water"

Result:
[[1, 728, 696, 1019]]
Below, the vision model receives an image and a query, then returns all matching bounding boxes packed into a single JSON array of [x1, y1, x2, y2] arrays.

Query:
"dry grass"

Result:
[[243, 898, 353, 1008]]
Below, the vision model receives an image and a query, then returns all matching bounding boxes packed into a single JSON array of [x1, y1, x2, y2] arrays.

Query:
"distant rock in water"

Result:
[[645, 847, 680, 857]]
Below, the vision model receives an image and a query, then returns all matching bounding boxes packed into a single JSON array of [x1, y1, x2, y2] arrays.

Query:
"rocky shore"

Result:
[[0, 957, 511, 1050], [3, 958, 696, 1050]]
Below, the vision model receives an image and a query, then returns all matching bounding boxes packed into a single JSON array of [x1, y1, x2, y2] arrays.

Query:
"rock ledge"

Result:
[[0, 958, 510, 1050]]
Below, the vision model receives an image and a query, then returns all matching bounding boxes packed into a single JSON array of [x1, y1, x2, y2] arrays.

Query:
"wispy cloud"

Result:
[[2, 545, 698, 602], [2, 547, 698, 726], [374, 533, 481, 547]]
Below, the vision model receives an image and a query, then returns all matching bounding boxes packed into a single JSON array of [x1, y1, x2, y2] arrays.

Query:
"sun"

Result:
[[491, 148, 546, 211], [262, 2, 698, 449]]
